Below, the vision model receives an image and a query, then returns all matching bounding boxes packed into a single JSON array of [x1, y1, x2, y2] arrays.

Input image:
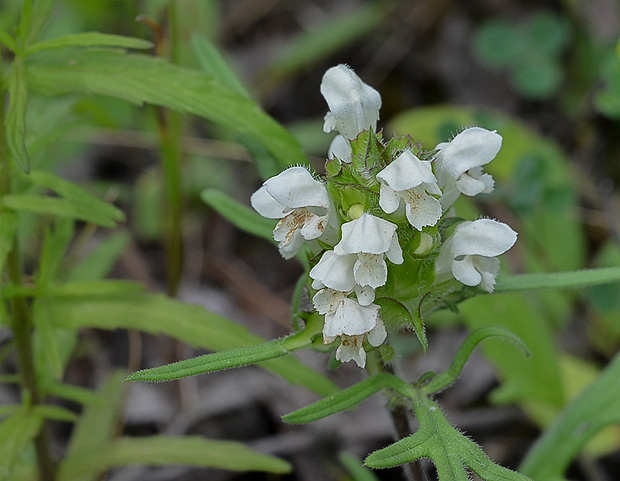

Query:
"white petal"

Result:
[[265, 166, 330, 210], [336, 336, 366, 367], [323, 298, 379, 339], [366, 317, 387, 347], [378, 183, 401, 214], [451, 257, 482, 286], [455, 172, 489, 196], [451, 219, 517, 258], [355, 285, 376, 306], [386, 232, 404, 265], [353, 253, 387, 289], [335, 213, 398, 255], [475, 256, 501, 292], [299, 212, 328, 240], [250, 185, 287, 219], [435, 127, 502, 181], [403, 188, 443, 230], [376, 150, 437, 191], [312, 288, 347, 315], [328, 135, 352, 163], [309, 250, 357, 292], [320, 64, 381, 140]]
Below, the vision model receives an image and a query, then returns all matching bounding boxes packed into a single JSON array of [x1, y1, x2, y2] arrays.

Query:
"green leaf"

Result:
[[36, 218, 74, 287], [283, 374, 415, 424], [339, 452, 380, 481], [473, 18, 526, 69], [0, 408, 43, 480], [28, 170, 125, 223], [24, 32, 153, 55], [1, 194, 120, 227], [25, 48, 307, 174], [0, 26, 17, 52], [191, 33, 249, 98], [365, 394, 531, 481], [200, 189, 275, 242], [36, 292, 337, 396], [127, 339, 289, 382], [66, 231, 131, 282], [259, 3, 388, 83], [495, 267, 620, 292], [0, 211, 18, 273], [59, 436, 290, 480], [5, 59, 30, 172], [421, 326, 529, 395], [520, 352, 620, 480]]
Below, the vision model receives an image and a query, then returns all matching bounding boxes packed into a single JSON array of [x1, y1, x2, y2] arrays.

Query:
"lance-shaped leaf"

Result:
[[24, 32, 152, 55], [127, 313, 324, 382], [0, 211, 18, 273], [495, 267, 620, 292], [201, 189, 275, 242], [520, 352, 620, 481], [283, 374, 415, 424], [421, 326, 529, 395], [5, 58, 29, 172], [365, 394, 532, 481], [36, 291, 336, 396], [25, 48, 307, 177]]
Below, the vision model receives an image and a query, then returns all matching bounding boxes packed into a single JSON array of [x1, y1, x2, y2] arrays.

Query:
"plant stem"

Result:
[[0, 90, 56, 481]]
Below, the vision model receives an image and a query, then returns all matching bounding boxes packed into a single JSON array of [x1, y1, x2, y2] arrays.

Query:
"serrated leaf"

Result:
[[36, 292, 337, 396], [24, 32, 152, 55], [200, 189, 275, 242], [365, 394, 532, 481], [28, 170, 125, 223], [1, 194, 119, 227], [520, 352, 620, 480], [25, 48, 307, 175], [59, 436, 290, 480], [5, 59, 30, 172]]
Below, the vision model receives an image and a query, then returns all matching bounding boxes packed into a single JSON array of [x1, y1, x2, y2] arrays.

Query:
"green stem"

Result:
[[0, 81, 56, 481]]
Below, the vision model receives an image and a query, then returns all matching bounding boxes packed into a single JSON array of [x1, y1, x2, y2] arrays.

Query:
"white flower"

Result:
[[334, 213, 403, 289], [321, 64, 382, 140], [376, 150, 443, 230], [327, 134, 352, 163], [309, 250, 375, 305], [434, 127, 502, 209], [435, 219, 517, 292], [312, 288, 387, 368], [251, 166, 333, 259]]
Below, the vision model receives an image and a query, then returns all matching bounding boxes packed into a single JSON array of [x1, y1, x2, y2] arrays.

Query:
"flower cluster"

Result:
[[251, 64, 517, 367]]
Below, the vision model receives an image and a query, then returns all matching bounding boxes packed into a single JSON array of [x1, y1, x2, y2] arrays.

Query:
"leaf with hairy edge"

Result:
[[127, 313, 324, 382], [421, 326, 529, 395], [36, 292, 337, 396], [520, 352, 620, 481], [127, 339, 289, 382], [283, 374, 415, 424], [201, 189, 275, 242], [25, 49, 307, 176], [6, 58, 29, 172], [365, 394, 532, 481], [24, 32, 152, 55], [59, 436, 290, 480]]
